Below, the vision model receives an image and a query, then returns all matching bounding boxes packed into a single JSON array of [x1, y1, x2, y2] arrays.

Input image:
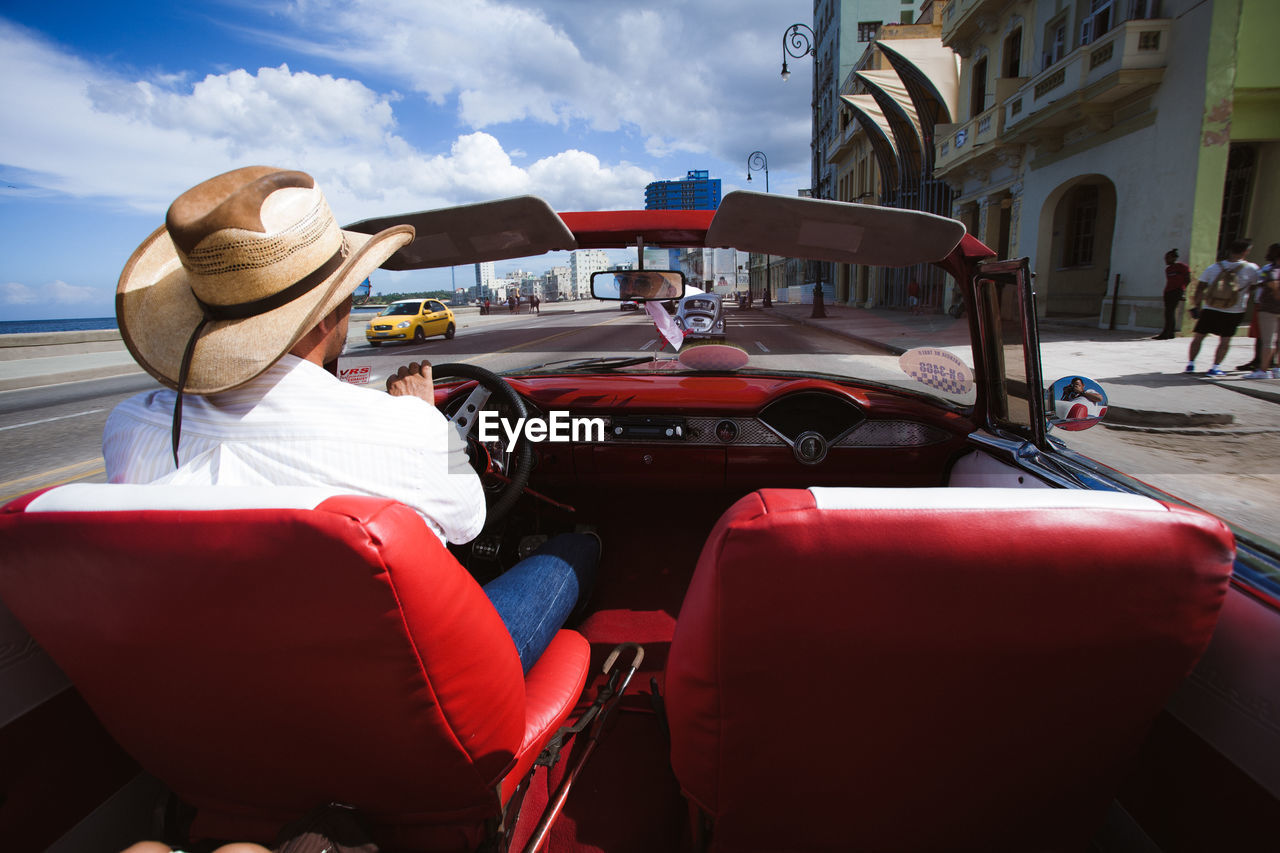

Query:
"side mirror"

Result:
[[591, 270, 685, 301], [1046, 376, 1108, 432]]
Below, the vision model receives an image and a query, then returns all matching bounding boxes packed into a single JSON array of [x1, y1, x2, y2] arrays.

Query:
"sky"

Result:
[[0, 0, 815, 320]]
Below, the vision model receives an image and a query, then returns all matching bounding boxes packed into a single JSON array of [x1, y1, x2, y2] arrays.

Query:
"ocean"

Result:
[[0, 317, 119, 335], [1, 309, 386, 336]]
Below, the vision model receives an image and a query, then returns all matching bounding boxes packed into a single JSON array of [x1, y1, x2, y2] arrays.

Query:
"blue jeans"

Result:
[[483, 533, 598, 674]]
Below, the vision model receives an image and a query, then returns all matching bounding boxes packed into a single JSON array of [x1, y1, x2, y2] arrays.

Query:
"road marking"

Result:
[[0, 408, 106, 432], [755, 342, 771, 352], [0, 458, 106, 504]]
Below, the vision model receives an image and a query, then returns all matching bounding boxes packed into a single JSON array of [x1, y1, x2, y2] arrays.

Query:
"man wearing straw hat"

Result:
[[103, 166, 597, 673]]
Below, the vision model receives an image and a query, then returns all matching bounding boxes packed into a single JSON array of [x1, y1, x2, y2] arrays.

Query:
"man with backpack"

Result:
[[1185, 238, 1259, 376]]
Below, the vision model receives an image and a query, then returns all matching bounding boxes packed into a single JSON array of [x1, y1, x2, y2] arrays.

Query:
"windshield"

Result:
[[379, 302, 422, 316], [354, 248, 975, 413]]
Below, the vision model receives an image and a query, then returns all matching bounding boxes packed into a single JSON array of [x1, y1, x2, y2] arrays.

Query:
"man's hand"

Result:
[[386, 360, 434, 402]]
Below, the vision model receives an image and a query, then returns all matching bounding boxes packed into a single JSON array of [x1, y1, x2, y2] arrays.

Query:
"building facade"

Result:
[[819, 1, 961, 310], [474, 261, 496, 300], [644, 170, 722, 210], [810, 1, 922, 203], [570, 249, 611, 299], [544, 266, 571, 301], [935, 0, 1280, 329]]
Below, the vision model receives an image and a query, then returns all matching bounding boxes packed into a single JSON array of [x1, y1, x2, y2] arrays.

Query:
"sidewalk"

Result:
[[758, 302, 1280, 433]]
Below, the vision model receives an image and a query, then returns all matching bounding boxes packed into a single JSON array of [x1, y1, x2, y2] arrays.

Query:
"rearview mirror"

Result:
[[591, 270, 685, 301]]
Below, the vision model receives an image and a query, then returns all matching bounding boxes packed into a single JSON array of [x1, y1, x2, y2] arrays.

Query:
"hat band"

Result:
[[193, 244, 347, 322], [171, 243, 348, 468]]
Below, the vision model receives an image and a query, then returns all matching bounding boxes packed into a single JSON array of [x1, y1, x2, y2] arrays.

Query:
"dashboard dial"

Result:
[[793, 430, 828, 465]]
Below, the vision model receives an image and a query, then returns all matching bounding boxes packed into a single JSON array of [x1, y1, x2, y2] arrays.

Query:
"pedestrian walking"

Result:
[[531, 293, 540, 314], [1154, 249, 1190, 339], [907, 279, 922, 315], [1246, 244, 1280, 379], [1185, 238, 1260, 376], [483, 297, 491, 315]]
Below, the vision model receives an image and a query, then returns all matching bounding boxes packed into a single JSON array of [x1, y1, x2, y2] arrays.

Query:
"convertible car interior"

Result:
[[0, 191, 1275, 853]]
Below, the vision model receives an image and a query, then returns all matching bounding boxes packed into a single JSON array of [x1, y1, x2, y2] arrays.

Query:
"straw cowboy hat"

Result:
[[117, 165, 414, 395]]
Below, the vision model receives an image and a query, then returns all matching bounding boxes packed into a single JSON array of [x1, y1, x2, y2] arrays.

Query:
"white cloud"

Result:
[[258, 0, 812, 173], [3, 282, 39, 305], [2, 279, 100, 306], [0, 18, 662, 221], [48, 279, 102, 304]]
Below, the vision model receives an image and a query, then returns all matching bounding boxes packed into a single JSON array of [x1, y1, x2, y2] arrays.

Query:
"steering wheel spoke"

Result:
[[447, 384, 493, 443], [431, 363, 533, 529]]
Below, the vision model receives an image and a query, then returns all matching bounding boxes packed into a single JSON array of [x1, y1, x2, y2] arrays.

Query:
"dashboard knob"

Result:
[[793, 430, 828, 465]]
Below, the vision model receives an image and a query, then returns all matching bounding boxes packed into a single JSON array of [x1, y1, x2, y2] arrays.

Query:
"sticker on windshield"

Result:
[[898, 348, 973, 395]]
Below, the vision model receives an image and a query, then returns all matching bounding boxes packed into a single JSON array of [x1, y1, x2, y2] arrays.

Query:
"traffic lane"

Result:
[[0, 373, 158, 419], [0, 309, 640, 493], [0, 376, 160, 495], [338, 307, 663, 378], [0, 306, 891, 496]]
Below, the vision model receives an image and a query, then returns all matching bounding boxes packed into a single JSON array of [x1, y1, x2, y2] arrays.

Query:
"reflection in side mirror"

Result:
[[1046, 376, 1108, 432], [591, 269, 685, 301]]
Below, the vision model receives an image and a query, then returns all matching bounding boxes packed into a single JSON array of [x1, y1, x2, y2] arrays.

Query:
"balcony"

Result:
[[934, 76, 1024, 176], [825, 117, 862, 165], [941, 0, 999, 47], [1003, 18, 1170, 139]]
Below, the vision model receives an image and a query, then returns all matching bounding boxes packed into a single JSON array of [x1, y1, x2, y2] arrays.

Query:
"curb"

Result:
[[761, 308, 908, 355], [1102, 423, 1280, 436], [0, 363, 144, 393], [1216, 381, 1280, 407]]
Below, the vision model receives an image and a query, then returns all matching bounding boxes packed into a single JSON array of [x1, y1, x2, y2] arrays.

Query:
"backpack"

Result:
[[1205, 264, 1242, 309], [1258, 267, 1280, 313]]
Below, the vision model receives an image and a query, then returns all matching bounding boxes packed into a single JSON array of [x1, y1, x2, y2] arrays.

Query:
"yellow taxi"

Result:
[[365, 298, 456, 346]]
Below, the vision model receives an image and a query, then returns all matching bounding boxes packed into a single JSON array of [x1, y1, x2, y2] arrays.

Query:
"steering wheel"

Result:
[[431, 363, 533, 527]]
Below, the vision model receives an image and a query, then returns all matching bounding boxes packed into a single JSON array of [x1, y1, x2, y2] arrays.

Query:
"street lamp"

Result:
[[746, 151, 769, 192], [781, 23, 815, 81], [746, 151, 773, 308]]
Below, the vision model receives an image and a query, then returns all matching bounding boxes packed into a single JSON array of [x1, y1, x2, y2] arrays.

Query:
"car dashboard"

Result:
[[477, 374, 975, 493]]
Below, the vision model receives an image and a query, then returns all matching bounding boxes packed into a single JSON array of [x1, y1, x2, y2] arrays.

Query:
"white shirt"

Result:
[[103, 355, 486, 545], [1198, 260, 1260, 313]]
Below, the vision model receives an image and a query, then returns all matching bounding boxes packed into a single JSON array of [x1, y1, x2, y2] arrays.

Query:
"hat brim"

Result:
[[117, 224, 414, 394]]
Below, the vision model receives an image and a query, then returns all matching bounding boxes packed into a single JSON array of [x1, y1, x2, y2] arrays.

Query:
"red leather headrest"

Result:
[[1, 486, 525, 828], [666, 487, 1234, 852]]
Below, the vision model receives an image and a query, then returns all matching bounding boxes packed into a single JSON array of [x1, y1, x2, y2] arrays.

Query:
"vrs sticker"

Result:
[[898, 348, 973, 395], [340, 365, 372, 385]]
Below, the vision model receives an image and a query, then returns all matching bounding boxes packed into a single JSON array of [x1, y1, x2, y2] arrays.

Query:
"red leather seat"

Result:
[[0, 484, 591, 850], [665, 487, 1235, 852]]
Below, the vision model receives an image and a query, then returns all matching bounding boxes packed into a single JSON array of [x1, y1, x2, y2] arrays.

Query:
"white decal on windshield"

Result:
[[898, 348, 974, 395]]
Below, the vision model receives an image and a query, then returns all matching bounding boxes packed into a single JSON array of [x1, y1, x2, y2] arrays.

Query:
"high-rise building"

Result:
[[644, 170, 722, 210], [570, 249, 611, 299], [474, 262, 495, 299], [544, 266, 571, 301]]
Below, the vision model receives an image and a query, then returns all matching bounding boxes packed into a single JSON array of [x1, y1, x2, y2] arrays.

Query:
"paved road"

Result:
[[0, 304, 885, 502]]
